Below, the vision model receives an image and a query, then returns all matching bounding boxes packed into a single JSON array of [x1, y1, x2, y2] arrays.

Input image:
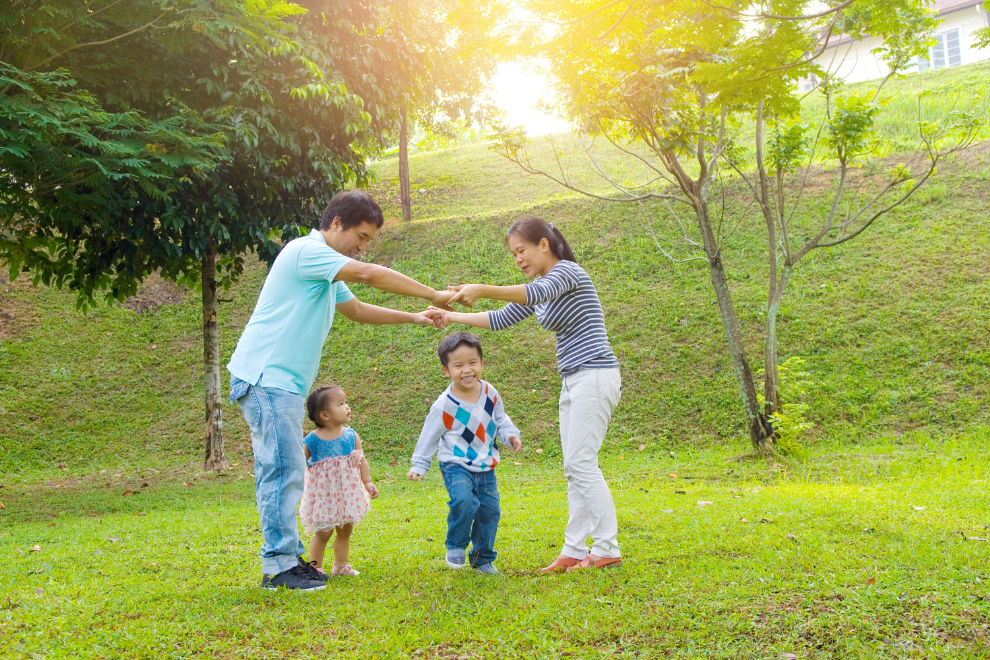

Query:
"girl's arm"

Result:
[[304, 445, 312, 460], [354, 433, 379, 499]]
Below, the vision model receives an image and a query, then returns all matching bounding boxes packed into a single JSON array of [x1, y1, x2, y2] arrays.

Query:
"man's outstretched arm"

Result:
[[336, 298, 441, 326], [335, 262, 454, 309]]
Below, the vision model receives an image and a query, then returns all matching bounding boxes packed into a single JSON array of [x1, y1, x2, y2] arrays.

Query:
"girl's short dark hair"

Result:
[[438, 332, 484, 367], [306, 384, 345, 426], [506, 216, 577, 263], [320, 190, 385, 231]]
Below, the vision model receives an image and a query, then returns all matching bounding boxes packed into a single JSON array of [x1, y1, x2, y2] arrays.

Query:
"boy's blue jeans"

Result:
[[439, 462, 501, 567], [231, 376, 306, 576]]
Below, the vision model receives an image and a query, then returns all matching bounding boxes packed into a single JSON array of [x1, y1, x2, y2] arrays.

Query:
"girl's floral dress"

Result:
[[299, 427, 370, 534]]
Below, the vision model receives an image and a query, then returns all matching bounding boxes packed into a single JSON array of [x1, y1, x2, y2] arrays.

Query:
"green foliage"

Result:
[[766, 121, 811, 174], [767, 358, 815, 459], [824, 93, 882, 164]]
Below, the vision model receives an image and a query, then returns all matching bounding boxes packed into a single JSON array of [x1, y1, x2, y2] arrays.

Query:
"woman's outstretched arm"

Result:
[[434, 309, 492, 330], [447, 283, 527, 307]]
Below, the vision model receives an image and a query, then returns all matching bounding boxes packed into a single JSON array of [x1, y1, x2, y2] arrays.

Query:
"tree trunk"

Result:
[[399, 105, 412, 224], [763, 266, 792, 416], [202, 241, 228, 473], [695, 200, 775, 455]]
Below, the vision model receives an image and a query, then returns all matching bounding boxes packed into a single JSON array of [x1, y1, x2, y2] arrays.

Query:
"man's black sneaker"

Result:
[[299, 556, 329, 583], [260, 564, 326, 592]]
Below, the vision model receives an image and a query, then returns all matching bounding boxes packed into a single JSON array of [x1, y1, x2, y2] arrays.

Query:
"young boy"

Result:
[[407, 332, 522, 575]]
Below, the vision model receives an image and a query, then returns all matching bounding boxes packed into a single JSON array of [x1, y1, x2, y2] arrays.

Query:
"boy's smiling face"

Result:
[[442, 344, 484, 395]]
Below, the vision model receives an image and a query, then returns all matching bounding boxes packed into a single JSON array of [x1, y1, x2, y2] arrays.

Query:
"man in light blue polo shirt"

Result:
[[228, 190, 450, 591]]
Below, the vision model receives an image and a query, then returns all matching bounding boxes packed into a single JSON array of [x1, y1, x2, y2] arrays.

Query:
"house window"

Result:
[[918, 29, 962, 71]]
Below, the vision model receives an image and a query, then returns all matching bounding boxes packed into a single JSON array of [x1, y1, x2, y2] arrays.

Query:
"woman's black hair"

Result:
[[505, 217, 577, 263], [306, 384, 345, 426]]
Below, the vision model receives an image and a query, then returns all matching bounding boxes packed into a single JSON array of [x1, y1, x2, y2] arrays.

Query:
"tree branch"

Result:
[[27, 11, 167, 71]]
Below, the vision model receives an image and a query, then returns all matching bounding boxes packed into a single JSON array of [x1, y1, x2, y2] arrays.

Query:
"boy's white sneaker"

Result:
[[445, 549, 468, 569]]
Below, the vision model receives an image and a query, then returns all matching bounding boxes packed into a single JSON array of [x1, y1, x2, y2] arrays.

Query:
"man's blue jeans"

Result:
[[439, 462, 501, 567], [232, 377, 306, 575]]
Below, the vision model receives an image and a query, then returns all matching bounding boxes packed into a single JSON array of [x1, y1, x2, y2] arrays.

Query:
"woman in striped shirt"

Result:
[[440, 217, 622, 572]]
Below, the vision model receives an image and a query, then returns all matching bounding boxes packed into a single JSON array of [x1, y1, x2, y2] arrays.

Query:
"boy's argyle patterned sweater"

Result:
[[409, 381, 520, 476]]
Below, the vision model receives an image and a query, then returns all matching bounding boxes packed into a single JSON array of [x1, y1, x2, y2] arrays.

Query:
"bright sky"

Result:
[[490, 60, 572, 136]]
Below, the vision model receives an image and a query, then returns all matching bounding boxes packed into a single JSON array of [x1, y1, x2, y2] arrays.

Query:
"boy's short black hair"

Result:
[[438, 332, 484, 367], [306, 384, 345, 426], [320, 190, 385, 231]]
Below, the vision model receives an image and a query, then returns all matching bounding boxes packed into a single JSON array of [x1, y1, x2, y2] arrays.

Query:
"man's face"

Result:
[[326, 218, 379, 258], [442, 345, 484, 393]]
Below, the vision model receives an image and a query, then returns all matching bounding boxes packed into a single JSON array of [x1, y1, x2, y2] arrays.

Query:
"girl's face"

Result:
[[507, 234, 557, 279], [319, 390, 352, 427]]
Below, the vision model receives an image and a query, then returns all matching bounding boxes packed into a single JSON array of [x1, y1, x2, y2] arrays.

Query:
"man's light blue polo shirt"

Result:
[[227, 229, 354, 396]]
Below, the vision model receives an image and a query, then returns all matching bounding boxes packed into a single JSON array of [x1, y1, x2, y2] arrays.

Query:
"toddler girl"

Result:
[[299, 384, 379, 576]]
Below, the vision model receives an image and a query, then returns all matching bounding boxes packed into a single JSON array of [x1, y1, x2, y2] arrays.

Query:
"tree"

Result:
[[494, 0, 985, 455], [0, 1, 408, 471], [385, 0, 498, 223]]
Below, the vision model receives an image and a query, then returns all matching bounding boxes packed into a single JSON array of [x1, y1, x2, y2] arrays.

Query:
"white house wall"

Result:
[[815, 7, 990, 84]]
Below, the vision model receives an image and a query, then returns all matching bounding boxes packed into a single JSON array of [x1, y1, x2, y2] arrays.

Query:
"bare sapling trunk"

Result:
[[202, 241, 228, 473], [695, 198, 775, 455], [399, 105, 412, 224]]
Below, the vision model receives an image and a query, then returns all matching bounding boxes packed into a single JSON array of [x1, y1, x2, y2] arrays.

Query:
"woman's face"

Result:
[[507, 234, 557, 278]]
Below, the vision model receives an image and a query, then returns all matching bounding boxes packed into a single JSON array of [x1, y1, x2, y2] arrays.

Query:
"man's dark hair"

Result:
[[320, 190, 385, 231], [438, 332, 484, 367], [306, 384, 345, 426]]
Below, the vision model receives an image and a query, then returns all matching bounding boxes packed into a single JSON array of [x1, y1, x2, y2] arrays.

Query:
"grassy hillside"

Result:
[[0, 64, 989, 481]]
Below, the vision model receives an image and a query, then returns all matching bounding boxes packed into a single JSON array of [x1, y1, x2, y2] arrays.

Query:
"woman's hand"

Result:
[[364, 481, 380, 499], [431, 289, 456, 311], [426, 306, 450, 329], [447, 283, 485, 307]]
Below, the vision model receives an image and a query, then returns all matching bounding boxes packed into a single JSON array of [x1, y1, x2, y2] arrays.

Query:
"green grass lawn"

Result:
[[2, 61, 990, 659], [3, 434, 988, 659]]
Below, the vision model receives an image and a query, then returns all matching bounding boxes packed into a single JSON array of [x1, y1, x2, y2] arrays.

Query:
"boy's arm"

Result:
[[492, 389, 522, 453], [408, 404, 446, 479]]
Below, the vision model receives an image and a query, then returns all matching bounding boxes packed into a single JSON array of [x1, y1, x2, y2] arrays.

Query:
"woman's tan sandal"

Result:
[[539, 556, 582, 573], [565, 556, 623, 572]]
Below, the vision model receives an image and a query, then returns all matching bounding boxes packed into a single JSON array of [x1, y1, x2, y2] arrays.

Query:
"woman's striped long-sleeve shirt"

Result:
[[487, 260, 619, 376]]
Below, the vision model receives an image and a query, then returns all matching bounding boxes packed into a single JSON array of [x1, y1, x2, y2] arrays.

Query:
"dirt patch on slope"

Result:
[[122, 273, 189, 313]]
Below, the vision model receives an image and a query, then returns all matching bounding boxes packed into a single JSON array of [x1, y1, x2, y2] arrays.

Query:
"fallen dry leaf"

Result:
[[58, 463, 67, 470], [182, 482, 189, 487], [423, 397, 430, 404], [675, 490, 686, 494], [865, 577, 877, 585], [669, 473, 679, 478], [668, 451, 675, 457], [697, 500, 713, 507], [637, 443, 646, 452], [786, 533, 800, 542], [136, 512, 147, 516], [535, 448, 543, 454], [740, 517, 749, 523], [35, 588, 44, 595], [513, 461, 522, 466], [122, 489, 135, 496], [388, 457, 398, 467], [618, 455, 624, 459], [30, 544, 41, 552], [107, 537, 120, 543], [781, 653, 798, 660], [759, 518, 774, 524], [0, 500, 5, 510], [911, 506, 926, 511]]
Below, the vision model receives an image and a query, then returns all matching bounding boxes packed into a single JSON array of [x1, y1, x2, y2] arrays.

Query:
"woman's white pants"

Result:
[[558, 367, 622, 559]]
